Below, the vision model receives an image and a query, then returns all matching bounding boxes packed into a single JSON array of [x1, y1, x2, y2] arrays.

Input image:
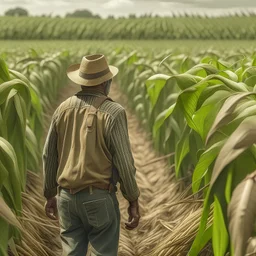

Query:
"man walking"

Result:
[[43, 54, 140, 256]]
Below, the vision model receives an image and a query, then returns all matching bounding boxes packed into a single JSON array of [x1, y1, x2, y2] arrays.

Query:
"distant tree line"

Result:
[[66, 9, 100, 18], [3, 7, 101, 18], [4, 7, 29, 16]]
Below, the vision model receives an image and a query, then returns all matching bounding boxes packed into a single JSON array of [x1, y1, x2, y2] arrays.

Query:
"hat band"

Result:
[[79, 67, 110, 80]]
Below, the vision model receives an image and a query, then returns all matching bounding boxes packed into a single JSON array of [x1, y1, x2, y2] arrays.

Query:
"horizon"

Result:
[[1, 0, 256, 18]]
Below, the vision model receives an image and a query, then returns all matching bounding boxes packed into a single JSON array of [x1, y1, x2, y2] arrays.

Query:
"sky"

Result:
[[1, 0, 256, 18]]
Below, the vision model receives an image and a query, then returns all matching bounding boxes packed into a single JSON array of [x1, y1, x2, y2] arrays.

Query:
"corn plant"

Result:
[[115, 49, 256, 254], [0, 50, 69, 255]]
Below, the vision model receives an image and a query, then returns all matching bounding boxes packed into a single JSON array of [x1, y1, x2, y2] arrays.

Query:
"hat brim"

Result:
[[67, 63, 119, 86]]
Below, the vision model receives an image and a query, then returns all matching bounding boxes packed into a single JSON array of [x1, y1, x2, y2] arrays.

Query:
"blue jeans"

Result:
[[57, 187, 120, 256]]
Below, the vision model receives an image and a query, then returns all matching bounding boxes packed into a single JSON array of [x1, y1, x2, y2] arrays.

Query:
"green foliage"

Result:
[[0, 51, 69, 254], [1, 16, 256, 40], [115, 48, 256, 254], [66, 9, 101, 19], [4, 7, 28, 17]]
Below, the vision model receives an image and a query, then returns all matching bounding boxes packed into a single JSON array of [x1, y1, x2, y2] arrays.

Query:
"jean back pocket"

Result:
[[83, 198, 110, 228]]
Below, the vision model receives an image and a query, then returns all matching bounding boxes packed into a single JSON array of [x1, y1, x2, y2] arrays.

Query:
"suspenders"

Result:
[[86, 96, 112, 129], [85, 95, 117, 192]]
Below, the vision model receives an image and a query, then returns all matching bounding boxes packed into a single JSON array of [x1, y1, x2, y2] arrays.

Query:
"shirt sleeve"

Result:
[[110, 108, 140, 202], [42, 117, 59, 199]]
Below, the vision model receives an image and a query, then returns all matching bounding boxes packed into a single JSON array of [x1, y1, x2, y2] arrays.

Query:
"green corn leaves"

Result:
[[192, 140, 225, 193], [210, 117, 256, 188], [116, 50, 256, 255], [213, 195, 229, 256], [0, 137, 22, 213], [1, 16, 256, 40], [175, 125, 191, 177], [0, 58, 10, 82], [206, 92, 256, 144], [0, 53, 69, 254]]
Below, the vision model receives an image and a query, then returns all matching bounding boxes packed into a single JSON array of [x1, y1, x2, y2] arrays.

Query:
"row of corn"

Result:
[[0, 50, 69, 255], [115, 47, 256, 255], [0, 16, 256, 40]]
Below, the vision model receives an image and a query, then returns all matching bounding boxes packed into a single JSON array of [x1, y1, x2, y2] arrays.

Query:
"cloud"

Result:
[[125, 0, 256, 8], [194, 0, 256, 8], [2, 0, 31, 5], [103, 0, 134, 9]]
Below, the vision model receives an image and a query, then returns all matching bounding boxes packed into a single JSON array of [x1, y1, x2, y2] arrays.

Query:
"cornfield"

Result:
[[1, 42, 256, 256], [1, 15, 256, 40]]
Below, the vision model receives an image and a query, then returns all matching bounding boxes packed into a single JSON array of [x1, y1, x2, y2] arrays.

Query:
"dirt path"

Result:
[[43, 82, 211, 256]]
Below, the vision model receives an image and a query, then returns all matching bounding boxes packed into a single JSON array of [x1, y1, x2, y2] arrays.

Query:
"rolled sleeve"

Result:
[[42, 118, 58, 199], [110, 109, 140, 202]]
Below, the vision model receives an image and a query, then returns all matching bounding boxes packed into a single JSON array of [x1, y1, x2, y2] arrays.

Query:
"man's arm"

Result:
[[110, 108, 140, 202], [42, 118, 58, 199], [110, 108, 140, 230], [42, 117, 59, 220]]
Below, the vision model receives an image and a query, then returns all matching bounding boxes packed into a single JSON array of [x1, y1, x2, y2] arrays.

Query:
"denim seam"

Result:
[[58, 196, 72, 229]]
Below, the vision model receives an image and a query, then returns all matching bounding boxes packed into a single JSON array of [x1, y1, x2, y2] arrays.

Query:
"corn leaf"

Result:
[[0, 138, 22, 213], [192, 140, 225, 193], [188, 189, 212, 255], [153, 103, 176, 136], [206, 92, 256, 145], [192, 102, 220, 140], [210, 116, 256, 188], [228, 171, 256, 256], [213, 195, 229, 256], [0, 58, 10, 83], [171, 73, 202, 90], [186, 63, 219, 76], [0, 196, 21, 229], [175, 125, 190, 177], [146, 74, 170, 108], [205, 74, 248, 92], [178, 82, 209, 132], [225, 165, 233, 203], [0, 79, 30, 106]]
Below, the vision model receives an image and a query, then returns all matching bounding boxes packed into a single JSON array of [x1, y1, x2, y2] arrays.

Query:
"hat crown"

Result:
[[66, 53, 118, 87], [80, 54, 109, 75]]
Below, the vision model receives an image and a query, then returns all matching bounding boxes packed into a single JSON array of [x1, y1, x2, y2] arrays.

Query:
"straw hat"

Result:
[[67, 54, 119, 86]]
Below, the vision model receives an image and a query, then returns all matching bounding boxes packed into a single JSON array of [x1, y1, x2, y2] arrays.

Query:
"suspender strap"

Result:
[[86, 96, 112, 128]]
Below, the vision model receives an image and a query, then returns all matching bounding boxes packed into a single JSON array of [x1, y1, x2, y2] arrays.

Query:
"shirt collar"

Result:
[[75, 90, 106, 97]]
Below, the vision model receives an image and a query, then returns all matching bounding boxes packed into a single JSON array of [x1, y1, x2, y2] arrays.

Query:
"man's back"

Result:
[[54, 91, 124, 192]]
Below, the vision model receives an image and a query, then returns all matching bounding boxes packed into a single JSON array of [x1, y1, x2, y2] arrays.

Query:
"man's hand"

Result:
[[125, 200, 140, 230], [44, 197, 58, 220]]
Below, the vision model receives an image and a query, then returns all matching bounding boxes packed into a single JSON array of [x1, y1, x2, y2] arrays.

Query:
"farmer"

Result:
[[43, 54, 140, 256]]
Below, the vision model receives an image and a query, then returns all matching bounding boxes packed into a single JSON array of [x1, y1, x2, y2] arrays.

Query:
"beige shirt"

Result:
[[43, 90, 140, 202]]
